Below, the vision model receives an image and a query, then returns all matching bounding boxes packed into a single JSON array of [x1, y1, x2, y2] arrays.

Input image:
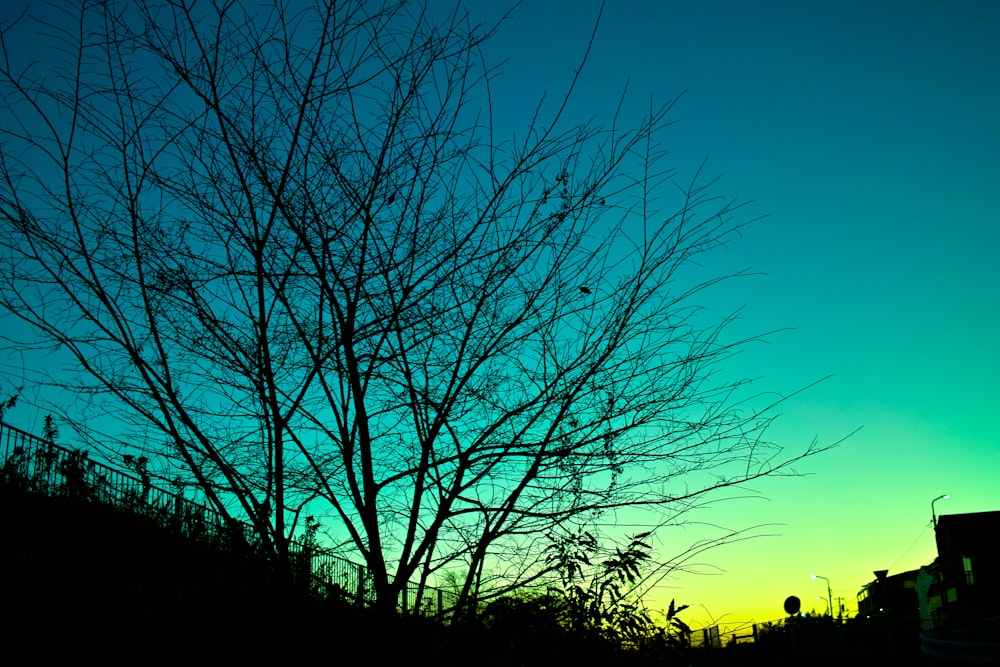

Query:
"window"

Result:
[[963, 556, 974, 586]]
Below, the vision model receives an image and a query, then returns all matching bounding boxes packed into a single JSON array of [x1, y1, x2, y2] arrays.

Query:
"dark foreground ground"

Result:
[[3, 487, 993, 665]]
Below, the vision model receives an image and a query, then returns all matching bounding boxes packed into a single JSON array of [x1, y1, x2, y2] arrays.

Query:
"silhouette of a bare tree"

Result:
[[0, 1, 828, 612]]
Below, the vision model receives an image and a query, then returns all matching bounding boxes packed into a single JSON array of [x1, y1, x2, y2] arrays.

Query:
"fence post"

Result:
[[356, 564, 365, 606]]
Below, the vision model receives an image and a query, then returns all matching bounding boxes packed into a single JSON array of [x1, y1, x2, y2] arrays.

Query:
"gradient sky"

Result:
[[444, 0, 1000, 633], [2, 0, 998, 637]]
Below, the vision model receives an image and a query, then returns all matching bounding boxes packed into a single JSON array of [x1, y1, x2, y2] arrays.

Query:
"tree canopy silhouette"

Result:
[[0, 0, 827, 612]]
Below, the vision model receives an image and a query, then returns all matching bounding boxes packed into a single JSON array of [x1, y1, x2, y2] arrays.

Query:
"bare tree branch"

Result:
[[0, 0, 835, 613]]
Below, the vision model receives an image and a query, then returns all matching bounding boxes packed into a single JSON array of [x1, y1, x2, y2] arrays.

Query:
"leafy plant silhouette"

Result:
[[547, 530, 690, 649]]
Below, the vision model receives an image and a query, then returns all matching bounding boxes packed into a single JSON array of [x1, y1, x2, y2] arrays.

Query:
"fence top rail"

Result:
[[3, 419, 163, 489], [0, 420, 46, 447], [0, 421, 229, 518]]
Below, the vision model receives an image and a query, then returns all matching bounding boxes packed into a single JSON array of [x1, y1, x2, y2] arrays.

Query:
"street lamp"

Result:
[[816, 596, 829, 615], [931, 494, 950, 528], [812, 574, 833, 617]]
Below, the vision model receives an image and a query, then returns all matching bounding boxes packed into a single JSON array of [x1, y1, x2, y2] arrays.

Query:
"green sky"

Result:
[[1, 0, 997, 637], [452, 0, 1000, 631]]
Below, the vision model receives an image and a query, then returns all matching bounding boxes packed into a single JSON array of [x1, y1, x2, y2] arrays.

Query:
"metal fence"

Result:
[[0, 421, 460, 618]]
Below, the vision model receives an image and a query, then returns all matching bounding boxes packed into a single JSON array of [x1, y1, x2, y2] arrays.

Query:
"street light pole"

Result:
[[931, 494, 950, 528], [812, 574, 833, 618]]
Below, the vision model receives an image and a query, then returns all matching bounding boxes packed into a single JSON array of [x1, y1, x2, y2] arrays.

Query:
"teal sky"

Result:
[[448, 0, 1000, 630], [2, 0, 998, 635]]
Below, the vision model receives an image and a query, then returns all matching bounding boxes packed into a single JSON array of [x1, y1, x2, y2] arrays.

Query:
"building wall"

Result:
[[931, 511, 1000, 627]]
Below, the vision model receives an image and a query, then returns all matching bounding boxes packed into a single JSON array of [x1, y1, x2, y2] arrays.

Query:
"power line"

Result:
[[887, 523, 932, 572]]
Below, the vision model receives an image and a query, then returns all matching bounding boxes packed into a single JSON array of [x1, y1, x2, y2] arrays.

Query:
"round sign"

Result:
[[783, 595, 801, 615]]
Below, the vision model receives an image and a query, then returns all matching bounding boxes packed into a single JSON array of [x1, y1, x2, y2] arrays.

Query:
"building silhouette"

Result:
[[851, 510, 1000, 661], [857, 568, 918, 619], [919, 510, 1000, 629]]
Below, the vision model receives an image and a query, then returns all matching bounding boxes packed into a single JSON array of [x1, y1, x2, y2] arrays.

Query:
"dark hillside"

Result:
[[2, 486, 362, 660]]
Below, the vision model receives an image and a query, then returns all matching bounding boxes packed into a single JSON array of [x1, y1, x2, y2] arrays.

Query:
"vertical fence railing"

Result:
[[1, 420, 461, 618], [1, 420, 236, 544]]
